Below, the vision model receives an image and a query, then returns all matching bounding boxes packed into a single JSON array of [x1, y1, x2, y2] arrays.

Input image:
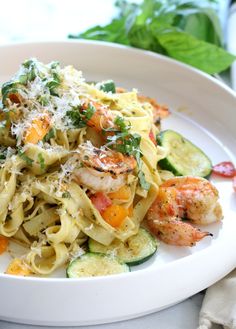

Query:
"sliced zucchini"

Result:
[[89, 228, 158, 266], [66, 252, 129, 278], [157, 130, 212, 178]]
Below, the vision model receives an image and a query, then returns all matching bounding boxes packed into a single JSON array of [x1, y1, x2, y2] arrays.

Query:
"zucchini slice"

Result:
[[89, 228, 158, 266], [157, 130, 212, 178], [66, 252, 129, 278]]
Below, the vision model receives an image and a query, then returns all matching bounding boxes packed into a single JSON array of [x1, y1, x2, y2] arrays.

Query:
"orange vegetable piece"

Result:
[[6, 258, 32, 276], [102, 204, 129, 228], [24, 113, 50, 144], [108, 185, 131, 201], [0, 235, 9, 255]]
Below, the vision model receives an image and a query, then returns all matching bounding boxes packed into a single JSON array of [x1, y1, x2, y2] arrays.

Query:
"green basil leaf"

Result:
[[99, 80, 116, 93], [156, 30, 236, 74], [43, 128, 55, 142], [138, 170, 151, 190], [69, 18, 130, 45], [69, 0, 235, 75]]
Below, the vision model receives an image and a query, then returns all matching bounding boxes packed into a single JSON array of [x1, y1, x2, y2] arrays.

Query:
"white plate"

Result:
[[0, 41, 236, 326]]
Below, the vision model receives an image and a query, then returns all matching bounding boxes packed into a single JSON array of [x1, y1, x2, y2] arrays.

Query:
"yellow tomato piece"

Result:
[[0, 235, 9, 255], [102, 204, 129, 228], [108, 185, 131, 201], [24, 114, 50, 144], [6, 258, 32, 276]]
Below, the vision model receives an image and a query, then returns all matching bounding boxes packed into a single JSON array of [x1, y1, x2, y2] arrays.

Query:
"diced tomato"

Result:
[[212, 161, 236, 178], [90, 192, 112, 213], [149, 130, 157, 145], [233, 176, 236, 193]]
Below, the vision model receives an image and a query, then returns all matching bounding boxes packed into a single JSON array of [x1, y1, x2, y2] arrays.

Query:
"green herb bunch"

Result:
[[69, 0, 235, 74]]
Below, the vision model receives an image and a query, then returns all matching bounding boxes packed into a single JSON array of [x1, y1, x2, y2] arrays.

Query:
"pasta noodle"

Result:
[[0, 59, 168, 276]]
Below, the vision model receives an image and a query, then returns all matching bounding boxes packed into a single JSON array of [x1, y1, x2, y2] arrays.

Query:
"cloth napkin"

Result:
[[198, 4, 236, 329], [198, 269, 236, 329]]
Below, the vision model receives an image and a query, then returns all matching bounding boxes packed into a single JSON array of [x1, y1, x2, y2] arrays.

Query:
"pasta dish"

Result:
[[0, 59, 222, 277]]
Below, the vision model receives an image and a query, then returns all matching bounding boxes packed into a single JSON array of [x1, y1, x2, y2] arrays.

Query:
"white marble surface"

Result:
[[0, 1, 231, 328]]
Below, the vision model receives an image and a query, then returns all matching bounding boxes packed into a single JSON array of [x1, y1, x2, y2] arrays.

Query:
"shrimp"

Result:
[[137, 94, 170, 126], [73, 142, 136, 193], [146, 176, 223, 246], [80, 99, 115, 133]]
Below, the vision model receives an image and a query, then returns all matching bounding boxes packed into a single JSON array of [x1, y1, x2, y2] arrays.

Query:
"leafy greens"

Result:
[[69, 0, 235, 74]]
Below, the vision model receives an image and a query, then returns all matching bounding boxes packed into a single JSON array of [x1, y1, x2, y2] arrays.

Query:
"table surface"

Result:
[[0, 1, 230, 328]]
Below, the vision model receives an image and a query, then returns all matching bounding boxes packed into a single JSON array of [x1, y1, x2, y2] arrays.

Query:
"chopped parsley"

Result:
[[18, 149, 34, 166], [37, 153, 45, 170]]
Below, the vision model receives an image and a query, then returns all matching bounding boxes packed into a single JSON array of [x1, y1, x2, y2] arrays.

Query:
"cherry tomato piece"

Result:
[[212, 161, 236, 178], [90, 192, 112, 213]]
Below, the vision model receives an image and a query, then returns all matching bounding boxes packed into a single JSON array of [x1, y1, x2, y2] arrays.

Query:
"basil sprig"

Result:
[[69, 0, 236, 74], [106, 116, 150, 190]]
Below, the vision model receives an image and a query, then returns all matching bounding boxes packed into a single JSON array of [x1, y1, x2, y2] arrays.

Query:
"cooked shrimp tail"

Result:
[[146, 176, 222, 246], [147, 218, 212, 247]]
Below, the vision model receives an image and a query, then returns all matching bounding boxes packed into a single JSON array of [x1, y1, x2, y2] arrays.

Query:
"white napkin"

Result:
[[198, 269, 236, 329]]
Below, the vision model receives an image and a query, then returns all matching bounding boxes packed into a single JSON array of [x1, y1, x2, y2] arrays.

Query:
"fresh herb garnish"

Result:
[[1, 59, 41, 105], [0, 153, 6, 161], [106, 115, 150, 190], [18, 74, 28, 84], [37, 153, 45, 170], [22, 59, 38, 81], [50, 61, 60, 69], [66, 103, 96, 128], [45, 72, 61, 96], [69, 0, 236, 74], [114, 115, 131, 132], [38, 95, 50, 106], [138, 169, 151, 190], [43, 128, 55, 142], [62, 191, 71, 198], [1, 81, 22, 105], [0, 148, 7, 162], [99, 80, 116, 93], [18, 149, 34, 166]]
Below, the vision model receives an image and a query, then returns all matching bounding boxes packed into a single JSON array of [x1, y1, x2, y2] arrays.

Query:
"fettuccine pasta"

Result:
[[0, 59, 169, 276]]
